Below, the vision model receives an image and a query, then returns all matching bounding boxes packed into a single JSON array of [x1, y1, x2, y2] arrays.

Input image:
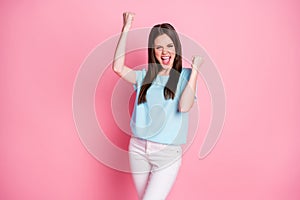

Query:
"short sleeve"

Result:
[[133, 69, 147, 91], [179, 68, 198, 101]]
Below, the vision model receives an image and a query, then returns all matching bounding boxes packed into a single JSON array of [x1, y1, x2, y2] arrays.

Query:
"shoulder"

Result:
[[181, 67, 192, 78], [135, 68, 147, 73], [181, 67, 191, 73], [134, 68, 147, 84], [135, 68, 147, 77]]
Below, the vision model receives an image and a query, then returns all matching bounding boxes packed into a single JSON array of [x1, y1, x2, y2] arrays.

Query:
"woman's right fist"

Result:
[[123, 12, 135, 30]]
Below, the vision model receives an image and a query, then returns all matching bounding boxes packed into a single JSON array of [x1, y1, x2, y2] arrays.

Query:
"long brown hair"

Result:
[[138, 23, 182, 104]]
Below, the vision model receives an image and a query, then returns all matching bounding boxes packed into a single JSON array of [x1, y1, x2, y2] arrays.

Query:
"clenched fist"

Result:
[[123, 12, 135, 31], [192, 55, 204, 73]]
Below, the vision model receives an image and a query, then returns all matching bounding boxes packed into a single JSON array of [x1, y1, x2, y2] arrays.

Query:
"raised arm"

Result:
[[112, 12, 136, 84], [178, 56, 204, 112]]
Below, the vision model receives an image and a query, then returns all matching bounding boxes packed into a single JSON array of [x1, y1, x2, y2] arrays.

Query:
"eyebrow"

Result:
[[154, 43, 174, 47]]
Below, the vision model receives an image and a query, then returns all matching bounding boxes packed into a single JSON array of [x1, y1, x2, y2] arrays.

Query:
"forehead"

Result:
[[154, 34, 173, 45]]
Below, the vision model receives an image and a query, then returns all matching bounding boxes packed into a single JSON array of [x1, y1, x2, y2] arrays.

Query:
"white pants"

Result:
[[128, 137, 182, 200]]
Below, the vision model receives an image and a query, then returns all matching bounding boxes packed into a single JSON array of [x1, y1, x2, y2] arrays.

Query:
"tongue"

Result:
[[162, 58, 170, 65]]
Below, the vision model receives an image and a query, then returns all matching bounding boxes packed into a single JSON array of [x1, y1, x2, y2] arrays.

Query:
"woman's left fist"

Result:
[[191, 55, 204, 72]]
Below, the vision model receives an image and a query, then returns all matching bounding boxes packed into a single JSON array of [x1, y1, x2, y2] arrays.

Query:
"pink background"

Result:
[[1, 0, 300, 199]]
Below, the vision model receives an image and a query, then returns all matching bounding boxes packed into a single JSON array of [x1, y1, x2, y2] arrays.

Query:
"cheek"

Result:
[[170, 48, 176, 57], [154, 50, 161, 59], [171, 51, 176, 60]]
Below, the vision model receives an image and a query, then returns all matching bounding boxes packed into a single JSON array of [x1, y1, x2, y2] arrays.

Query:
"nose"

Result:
[[162, 48, 168, 54]]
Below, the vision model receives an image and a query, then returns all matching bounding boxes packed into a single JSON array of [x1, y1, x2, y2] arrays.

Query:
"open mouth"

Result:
[[161, 56, 171, 65]]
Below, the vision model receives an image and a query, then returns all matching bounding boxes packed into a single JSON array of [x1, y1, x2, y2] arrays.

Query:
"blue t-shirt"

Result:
[[130, 68, 197, 145]]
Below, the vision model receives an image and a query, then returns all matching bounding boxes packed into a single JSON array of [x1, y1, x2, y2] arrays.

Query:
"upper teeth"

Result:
[[162, 57, 170, 60]]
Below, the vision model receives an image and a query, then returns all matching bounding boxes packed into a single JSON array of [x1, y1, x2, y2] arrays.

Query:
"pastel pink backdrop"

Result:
[[1, 0, 300, 199]]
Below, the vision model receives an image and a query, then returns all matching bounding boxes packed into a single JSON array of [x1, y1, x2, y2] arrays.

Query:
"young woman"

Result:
[[113, 12, 203, 200]]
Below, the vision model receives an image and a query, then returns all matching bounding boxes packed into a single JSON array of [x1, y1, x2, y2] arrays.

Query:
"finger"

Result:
[[192, 56, 197, 64], [129, 13, 135, 21], [123, 12, 128, 22], [198, 57, 204, 64]]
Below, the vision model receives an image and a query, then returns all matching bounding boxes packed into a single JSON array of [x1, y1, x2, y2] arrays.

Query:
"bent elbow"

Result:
[[112, 65, 122, 75]]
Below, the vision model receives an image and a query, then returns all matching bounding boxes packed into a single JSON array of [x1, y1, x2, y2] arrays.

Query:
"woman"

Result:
[[113, 12, 203, 200]]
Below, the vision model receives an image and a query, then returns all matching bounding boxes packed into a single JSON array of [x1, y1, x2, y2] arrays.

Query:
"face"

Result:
[[154, 34, 176, 70]]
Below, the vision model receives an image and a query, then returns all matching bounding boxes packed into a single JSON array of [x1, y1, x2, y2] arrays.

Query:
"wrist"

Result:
[[122, 24, 131, 32], [191, 67, 199, 77]]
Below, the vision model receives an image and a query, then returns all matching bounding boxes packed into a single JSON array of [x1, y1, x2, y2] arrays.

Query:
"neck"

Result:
[[158, 68, 171, 76]]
